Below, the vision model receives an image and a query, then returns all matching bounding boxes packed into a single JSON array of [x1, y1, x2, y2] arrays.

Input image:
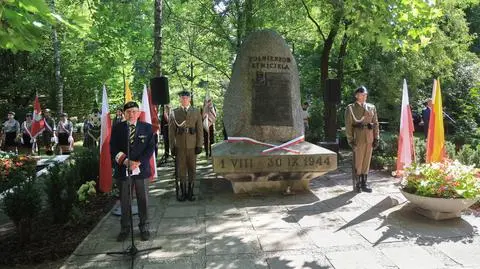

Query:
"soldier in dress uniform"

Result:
[[21, 113, 33, 154], [110, 101, 155, 242], [2, 112, 20, 152], [345, 86, 380, 193], [168, 91, 203, 202], [56, 112, 74, 154], [42, 108, 56, 155]]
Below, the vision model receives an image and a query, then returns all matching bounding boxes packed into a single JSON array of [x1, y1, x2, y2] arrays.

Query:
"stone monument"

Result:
[[212, 29, 337, 193]]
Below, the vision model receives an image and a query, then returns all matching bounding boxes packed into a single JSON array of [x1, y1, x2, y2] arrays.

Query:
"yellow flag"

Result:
[[125, 80, 133, 102], [426, 79, 446, 162]]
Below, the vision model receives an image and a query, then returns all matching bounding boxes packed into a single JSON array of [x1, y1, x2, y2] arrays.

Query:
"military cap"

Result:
[[178, 90, 191, 97], [123, 101, 139, 111], [7, 111, 15, 116], [354, 86, 368, 95], [26, 113, 32, 117], [60, 112, 68, 117]]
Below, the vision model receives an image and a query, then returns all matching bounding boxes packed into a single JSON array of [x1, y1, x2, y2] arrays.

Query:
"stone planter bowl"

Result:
[[400, 189, 478, 220]]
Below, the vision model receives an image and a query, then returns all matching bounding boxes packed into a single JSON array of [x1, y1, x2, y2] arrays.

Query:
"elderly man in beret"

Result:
[[110, 101, 155, 242], [169, 91, 203, 202], [345, 86, 380, 193]]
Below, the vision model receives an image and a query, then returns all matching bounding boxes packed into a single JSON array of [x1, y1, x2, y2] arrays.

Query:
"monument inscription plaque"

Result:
[[252, 72, 292, 126]]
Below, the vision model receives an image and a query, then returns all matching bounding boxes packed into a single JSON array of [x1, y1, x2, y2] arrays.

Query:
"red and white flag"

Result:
[[31, 95, 45, 139], [99, 85, 112, 192], [140, 84, 157, 180], [30, 95, 45, 153], [395, 79, 416, 176]]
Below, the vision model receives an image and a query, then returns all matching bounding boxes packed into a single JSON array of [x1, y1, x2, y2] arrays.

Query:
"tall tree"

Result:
[[50, 0, 64, 113], [153, 0, 163, 76]]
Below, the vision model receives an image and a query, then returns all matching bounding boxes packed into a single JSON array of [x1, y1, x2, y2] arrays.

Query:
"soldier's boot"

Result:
[[355, 174, 362, 193], [361, 174, 372, 193], [178, 182, 187, 202], [187, 182, 196, 201]]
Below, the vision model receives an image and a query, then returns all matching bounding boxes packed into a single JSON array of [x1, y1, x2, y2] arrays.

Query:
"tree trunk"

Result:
[[321, 28, 339, 142], [235, 0, 244, 52], [244, 0, 254, 36], [50, 0, 63, 113], [153, 0, 163, 77]]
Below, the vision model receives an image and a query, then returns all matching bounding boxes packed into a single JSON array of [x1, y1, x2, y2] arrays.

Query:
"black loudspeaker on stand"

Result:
[[73, 127, 162, 269], [151, 76, 170, 105]]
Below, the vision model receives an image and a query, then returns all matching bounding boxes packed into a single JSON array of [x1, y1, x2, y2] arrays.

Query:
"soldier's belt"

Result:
[[176, 127, 197, 134], [353, 123, 377, 129]]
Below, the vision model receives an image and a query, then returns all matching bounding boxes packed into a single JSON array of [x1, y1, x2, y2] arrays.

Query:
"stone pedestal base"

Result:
[[212, 141, 337, 194], [414, 207, 461, 220], [231, 178, 308, 194]]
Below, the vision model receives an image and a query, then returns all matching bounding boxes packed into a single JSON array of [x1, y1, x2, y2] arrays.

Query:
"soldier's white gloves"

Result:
[[68, 136, 74, 143]]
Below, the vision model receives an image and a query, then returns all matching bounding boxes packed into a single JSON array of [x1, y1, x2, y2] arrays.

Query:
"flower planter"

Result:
[[400, 189, 478, 220]]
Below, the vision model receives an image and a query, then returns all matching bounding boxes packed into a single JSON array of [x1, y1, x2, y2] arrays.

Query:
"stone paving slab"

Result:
[[60, 153, 480, 269], [256, 229, 313, 251], [381, 245, 445, 269], [326, 249, 391, 269], [266, 254, 331, 269], [205, 231, 261, 255]]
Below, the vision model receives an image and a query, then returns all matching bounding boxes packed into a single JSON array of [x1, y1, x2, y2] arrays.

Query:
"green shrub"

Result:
[[2, 180, 42, 244], [43, 162, 79, 223], [72, 148, 100, 188], [0, 152, 41, 244], [456, 144, 480, 168], [371, 132, 397, 170]]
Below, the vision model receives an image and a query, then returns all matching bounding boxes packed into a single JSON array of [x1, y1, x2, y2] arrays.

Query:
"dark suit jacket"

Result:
[[110, 121, 155, 180]]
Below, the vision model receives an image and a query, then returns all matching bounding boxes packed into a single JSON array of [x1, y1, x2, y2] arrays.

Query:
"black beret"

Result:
[[178, 90, 191, 97], [123, 101, 139, 111], [354, 86, 368, 95]]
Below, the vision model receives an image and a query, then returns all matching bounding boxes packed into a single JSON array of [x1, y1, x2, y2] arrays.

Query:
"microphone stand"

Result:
[[75, 123, 162, 269]]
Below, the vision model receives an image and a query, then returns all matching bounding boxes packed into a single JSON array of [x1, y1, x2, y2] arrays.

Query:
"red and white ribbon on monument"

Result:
[[227, 135, 304, 154]]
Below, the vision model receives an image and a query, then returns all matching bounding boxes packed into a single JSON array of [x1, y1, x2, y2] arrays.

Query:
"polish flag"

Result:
[[395, 79, 416, 176], [31, 95, 45, 139], [99, 85, 112, 192], [140, 84, 157, 180]]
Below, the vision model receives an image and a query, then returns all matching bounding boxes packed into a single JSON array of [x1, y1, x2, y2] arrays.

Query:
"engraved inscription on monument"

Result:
[[214, 154, 335, 174], [252, 72, 292, 126]]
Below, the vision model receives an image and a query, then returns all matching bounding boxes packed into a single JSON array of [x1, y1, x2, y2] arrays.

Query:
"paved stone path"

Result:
[[60, 153, 480, 269]]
